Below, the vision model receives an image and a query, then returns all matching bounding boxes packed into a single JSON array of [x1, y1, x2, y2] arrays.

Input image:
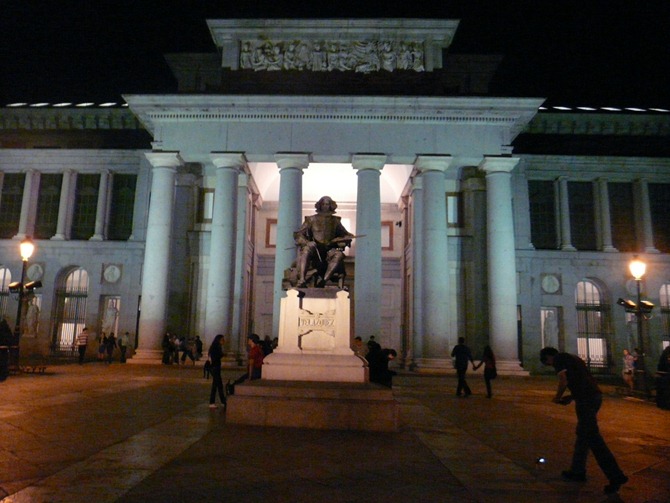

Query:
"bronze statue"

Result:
[[286, 196, 354, 289]]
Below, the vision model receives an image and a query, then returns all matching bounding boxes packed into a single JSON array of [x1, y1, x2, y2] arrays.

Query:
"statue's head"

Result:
[[315, 196, 337, 214]]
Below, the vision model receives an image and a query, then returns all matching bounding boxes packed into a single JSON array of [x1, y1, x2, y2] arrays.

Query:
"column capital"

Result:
[[415, 155, 453, 173], [274, 153, 310, 171], [145, 151, 183, 169], [352, 154, 386, 171], [412, 176, 423, 191], [478, 156, 520, 174], [211, 152, 246, 169]]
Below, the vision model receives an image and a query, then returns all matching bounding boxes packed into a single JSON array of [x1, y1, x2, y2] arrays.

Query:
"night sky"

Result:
[[1, 0, 669, 108]]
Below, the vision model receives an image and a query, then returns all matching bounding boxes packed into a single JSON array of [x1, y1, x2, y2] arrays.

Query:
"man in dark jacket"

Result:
[[451, 337, 474, 396], [540, 347, 628, 495]]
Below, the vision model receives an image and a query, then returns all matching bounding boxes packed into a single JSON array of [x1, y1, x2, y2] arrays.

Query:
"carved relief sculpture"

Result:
[[239, 39, 425, 73]]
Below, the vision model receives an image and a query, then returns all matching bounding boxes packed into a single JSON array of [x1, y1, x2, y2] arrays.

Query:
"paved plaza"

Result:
[[0, 362, 668, 503]]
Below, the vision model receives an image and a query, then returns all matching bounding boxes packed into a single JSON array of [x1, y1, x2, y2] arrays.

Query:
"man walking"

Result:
[[540, 347, 628, 494], [75, 327, 89, 364], [451, 337, 474, 397]]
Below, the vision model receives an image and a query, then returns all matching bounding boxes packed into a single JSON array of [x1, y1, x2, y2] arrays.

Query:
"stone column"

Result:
[[232, 174, 250, 354], [90, 170, 110, 241], [204, 153, 244, 347], [416, 155, 452, 358], [51, 169, 74, 240], [352, 154, 386, 338], [479, 156, 522, 370], [134, 152, 181, 362], [636, 179, 660, 253], [410, 177, 423, 368], [14, 169, 36, 240], [558, 176, 576, 251], [272, 154, 309, 339], [597, 178, 617, 252]]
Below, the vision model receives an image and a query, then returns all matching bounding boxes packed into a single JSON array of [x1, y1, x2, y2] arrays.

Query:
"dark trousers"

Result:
[[456, 368, 471, 395], [572, 395, 625, 480], [78, 345, 87, 364], [119, 346, 127, 363], [209, 366, 226, 405], [484, 377, 492, 397]]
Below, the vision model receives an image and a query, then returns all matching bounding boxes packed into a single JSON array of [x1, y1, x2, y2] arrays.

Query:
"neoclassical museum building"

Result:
[[1, 19, 669, 374]]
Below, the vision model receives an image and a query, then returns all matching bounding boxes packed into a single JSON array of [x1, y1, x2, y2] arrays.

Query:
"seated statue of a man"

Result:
[[294, 196, 354, 288]]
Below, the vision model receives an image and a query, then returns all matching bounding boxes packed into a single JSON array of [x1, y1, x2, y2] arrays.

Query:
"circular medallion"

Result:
[[541, 274, 560, 294], [103, 264, 121, 283], [26, 263, 44, 282]]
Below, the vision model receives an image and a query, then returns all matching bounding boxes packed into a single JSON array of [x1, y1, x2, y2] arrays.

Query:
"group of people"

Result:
[[73, 328, 130, 364], [161, 332, 202, 365], [353, 335, 398, 388]]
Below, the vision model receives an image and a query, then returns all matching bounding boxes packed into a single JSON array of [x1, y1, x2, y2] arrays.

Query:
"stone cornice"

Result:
[[0, 107, 143, 131], [123, 94, 543, 140], [527, 112, 670, 136]]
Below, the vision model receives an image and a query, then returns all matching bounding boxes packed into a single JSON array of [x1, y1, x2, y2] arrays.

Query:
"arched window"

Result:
[[0, 267, 11, 318], [52, 268, 89, 355], [659, 284, 670, 350], [575, 280, 612, 370]]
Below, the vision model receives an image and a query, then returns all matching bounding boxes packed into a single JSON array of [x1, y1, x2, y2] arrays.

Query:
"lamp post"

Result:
[[629, 257, 647, 393], [12, 238, 35, 362]]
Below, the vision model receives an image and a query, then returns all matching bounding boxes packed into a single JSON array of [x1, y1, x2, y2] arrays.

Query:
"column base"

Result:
[[602, 245, 618, 253], [561, 245, 577, 251], [89, 235, 104, 241], [127, 349, 163, 364], [645, 246, 661, 254], [50, 234, 66, 241]]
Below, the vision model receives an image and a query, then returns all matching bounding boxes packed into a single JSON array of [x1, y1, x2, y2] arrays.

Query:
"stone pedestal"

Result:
[[228, 288, 398, 431], [226, 380, 399, 432], [262, 288, 368, 382]]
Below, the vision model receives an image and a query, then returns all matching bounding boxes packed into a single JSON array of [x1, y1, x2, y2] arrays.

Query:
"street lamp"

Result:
[[11, 238, 35, 365], [629, 257, 648, 393]]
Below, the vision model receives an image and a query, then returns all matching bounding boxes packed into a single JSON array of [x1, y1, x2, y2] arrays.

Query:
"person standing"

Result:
[[622, 349, 635, 391], [247, 334, 264, 380], [208, 334, 226, 409], [105, 332, 117, 364], [118, 332, 130, 363], [473, 345, 497, 398], [75, 327, 89, 365], [540, 347, 628, 495], [451, 337, 475, 397]]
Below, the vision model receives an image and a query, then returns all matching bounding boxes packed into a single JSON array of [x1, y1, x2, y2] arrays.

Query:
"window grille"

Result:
[[51, 268, 89, 356], [575, 280, 612, 370], [0, 267, 11, 318]]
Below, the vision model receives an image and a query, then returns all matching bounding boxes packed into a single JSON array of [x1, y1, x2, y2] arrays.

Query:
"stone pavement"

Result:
[[0, 363, 668, 503]]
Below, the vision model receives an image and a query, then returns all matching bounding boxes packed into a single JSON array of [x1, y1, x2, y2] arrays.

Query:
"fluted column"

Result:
[[272, 154, 309, 339], [134, 152, 181, 362], [14, 169, 36, 240], [51, 169, 74, 240], [558, 176, 576, 251], [90, 170, 110, 241], [352, 154, 386, 338], [416, 155, 452, 358], [410, 177, 424, 368], [204, 153, 244, 348], [636, 179, 660, 253], [479, 156, 521, 367], [597, 178, 617, 252]]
